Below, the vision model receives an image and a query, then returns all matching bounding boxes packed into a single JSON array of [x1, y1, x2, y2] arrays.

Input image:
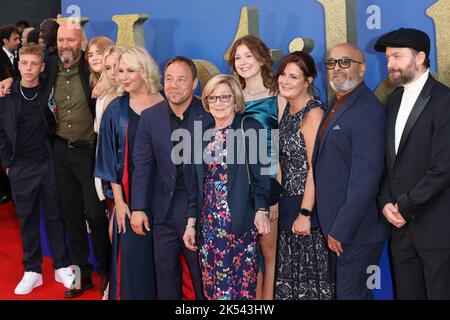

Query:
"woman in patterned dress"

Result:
[[183, 74, 271, 300], [274, 52, 335, 300]]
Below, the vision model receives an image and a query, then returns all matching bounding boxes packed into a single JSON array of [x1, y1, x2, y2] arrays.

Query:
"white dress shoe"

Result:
[[55, 266, 75, 289], [14, 271, 43, 295]]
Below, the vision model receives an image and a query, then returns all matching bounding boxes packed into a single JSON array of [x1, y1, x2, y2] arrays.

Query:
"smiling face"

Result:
[[18, 54, 44, 87], [207, 83, 236, 125], [118, 58, 146, 94], [233, 44, 262, 81], [87, 44, 103, 73], [278, 62, 310, 102], [327, 44, 365, 94], [164, 61, 197, 107], [56, 23, 82, 66]]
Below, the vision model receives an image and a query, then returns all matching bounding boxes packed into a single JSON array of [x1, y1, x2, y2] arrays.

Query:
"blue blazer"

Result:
[[312, 82, 390, 244], [131, 97, 213, 223], [186, 113, 270, 237]]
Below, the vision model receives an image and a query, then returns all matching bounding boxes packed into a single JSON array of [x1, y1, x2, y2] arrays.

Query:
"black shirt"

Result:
[[127, 106, 141, 207], [15, 85, 49, 161], [169, 104, 191, 192]]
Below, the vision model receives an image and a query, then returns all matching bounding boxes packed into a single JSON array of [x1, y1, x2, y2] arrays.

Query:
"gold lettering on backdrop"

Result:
[[375, 0, 450, 104], [316, 0, 357, 50], [427, 0, 450, 87], [193, 60, 221, 89], [195, 6, 285, 87], [224, 7, 284, 62], [289, 38, 315, 54], [66, 2, 449, 100], [374, 78, 397, 106], [112, 14, 149, 48], [224, 7, 260, 61], [56, 16, 89, 27], [57, 16, 89, 50], [317, 0, 357, 99]]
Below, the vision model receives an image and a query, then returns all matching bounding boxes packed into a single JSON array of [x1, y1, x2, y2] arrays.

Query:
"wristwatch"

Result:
[[299, 208, 312, 217], [256, 208, 270, 217]]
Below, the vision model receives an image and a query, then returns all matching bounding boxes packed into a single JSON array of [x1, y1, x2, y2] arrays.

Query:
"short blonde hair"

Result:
[[19, 43, 44, 62], [97, 45, 127, 95], [201, 74, 245, 114], [117, 47, 162, 96]]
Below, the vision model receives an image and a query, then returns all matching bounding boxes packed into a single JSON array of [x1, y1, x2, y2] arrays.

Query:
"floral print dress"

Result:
[[199, 127, 259, 300]]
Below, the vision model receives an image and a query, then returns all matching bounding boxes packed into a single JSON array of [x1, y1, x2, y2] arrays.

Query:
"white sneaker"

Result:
[[14, 271, 43, 295], [55, 266, 75, 289]]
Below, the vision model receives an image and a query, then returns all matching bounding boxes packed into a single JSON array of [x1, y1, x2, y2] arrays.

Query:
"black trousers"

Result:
[[54, 138, 111, 277], [9, 157, 71, 273], [0, 169, 10, 196], [391, 228, 450, 300], [153, 191, 204, 300]]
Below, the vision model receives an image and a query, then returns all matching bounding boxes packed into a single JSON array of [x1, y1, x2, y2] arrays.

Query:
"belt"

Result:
[[57, 136, 96, 149]]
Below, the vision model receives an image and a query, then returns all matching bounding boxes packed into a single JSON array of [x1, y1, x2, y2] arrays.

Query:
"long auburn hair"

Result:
[[227, 35, 278, 94]]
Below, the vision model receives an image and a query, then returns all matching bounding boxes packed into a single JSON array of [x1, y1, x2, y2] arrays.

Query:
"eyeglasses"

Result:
[[325, 58, 362, 70], [206, 94, 234, 104]]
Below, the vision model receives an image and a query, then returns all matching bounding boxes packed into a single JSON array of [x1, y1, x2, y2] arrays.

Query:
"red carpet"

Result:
[[0, 202, 102, 300]]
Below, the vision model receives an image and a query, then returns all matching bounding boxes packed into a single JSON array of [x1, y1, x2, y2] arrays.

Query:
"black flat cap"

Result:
[[374, 28, 430, 56]]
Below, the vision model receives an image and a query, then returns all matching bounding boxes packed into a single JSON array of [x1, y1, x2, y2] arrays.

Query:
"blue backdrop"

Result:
[[53, 0, 443, 300]]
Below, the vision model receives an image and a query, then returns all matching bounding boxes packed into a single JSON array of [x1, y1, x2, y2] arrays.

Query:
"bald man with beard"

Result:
[[42, 21, 111, 298], [312, 43, 390, 299]]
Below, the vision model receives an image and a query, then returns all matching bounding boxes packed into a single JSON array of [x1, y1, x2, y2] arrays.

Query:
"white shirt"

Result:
[[2, 46, 15, 67], [94, 95, 108, 201], [394, 69, 430, 153]]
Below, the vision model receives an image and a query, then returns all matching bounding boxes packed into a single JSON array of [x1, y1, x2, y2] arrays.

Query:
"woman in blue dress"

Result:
[[95, 47, 164, 299], [228, 35, 285, 299]]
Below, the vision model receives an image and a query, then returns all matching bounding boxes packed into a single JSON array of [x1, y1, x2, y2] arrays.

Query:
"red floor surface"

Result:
[[0, 202, 101, 300]]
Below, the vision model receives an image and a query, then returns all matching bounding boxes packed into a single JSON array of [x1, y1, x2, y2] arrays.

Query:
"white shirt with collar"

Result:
[[2, 46, 15, 67], [395, 69, 430, 154]]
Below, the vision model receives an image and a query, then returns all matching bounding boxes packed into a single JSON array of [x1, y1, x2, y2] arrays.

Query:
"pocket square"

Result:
[[332, 125, 341, 130]]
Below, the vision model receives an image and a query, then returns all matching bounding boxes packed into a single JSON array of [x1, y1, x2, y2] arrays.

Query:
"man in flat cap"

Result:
[[376, 28, 450, 299]]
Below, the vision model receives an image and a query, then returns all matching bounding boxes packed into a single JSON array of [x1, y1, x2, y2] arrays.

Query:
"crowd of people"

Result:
[[1, 17, 450, 300]]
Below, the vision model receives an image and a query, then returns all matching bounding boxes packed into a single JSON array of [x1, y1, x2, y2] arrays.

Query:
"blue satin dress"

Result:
[[244, 96, 279, 274], [94, 94, 157, 300], [244, 96, 278, 171]]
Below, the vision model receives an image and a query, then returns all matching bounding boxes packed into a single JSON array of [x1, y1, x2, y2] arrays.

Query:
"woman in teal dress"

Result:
[[228, 35, 284, 300]]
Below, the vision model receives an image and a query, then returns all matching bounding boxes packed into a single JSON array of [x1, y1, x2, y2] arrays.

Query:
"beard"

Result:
[[59, 47, 80, 65], [330, 72, 359, 93], [388, 58, 418, 87]]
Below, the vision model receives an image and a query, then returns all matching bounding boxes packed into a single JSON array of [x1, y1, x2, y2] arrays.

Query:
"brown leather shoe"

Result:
[[64, 276, 94, 299]]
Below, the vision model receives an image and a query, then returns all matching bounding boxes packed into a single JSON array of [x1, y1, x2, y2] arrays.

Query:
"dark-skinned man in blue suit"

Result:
[[313, 43, 390, 299]]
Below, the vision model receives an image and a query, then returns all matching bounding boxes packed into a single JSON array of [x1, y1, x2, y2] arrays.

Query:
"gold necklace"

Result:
[[246, 88, 269, 96]]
